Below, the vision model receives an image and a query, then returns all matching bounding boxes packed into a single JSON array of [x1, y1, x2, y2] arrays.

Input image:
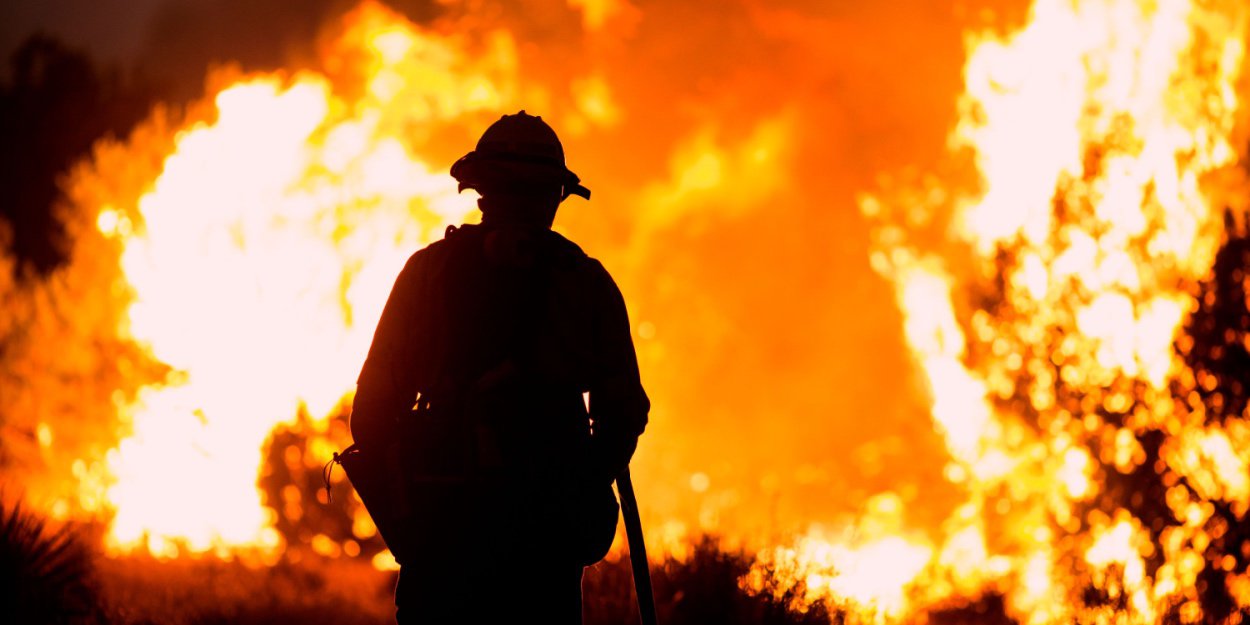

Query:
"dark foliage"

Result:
[[92, 536, 837, 625], [0, 34, 155, 274], [1186, 211, 1250, 424], [967, 181, 1250, 621], [260, 405, 389, 561], [1086, 209, 1250, 623], [96, 552, 395, 625], [615, 536, 838, 625], [1168, 209, 1250, 623], [927, 594, 1015, 625], [0, 498, 101, 624]]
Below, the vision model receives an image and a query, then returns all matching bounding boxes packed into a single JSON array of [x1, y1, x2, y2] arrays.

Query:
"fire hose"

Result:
[[616, 468, 658, 625]]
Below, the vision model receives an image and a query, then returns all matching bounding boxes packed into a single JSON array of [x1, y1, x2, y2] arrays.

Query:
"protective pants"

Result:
[[392, 480, 587, 625]]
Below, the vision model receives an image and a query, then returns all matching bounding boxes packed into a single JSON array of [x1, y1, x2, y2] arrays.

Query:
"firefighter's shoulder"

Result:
[[396, 223, 474, 276], [542, 231, 615, 283], [540, 229, 588, 264], [545, 235, 627, 310]]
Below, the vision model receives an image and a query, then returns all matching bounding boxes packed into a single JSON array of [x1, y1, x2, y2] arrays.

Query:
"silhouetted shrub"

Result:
[[0, 498, 101, 624], [586, 536, 838, 625]]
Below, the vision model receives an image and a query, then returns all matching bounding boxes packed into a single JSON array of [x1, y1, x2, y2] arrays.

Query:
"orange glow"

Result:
[[96, 4, 490, 555], [745, 494, 934, 620], [853, 0, 1250, 620], [4, 0, 1250, 620]]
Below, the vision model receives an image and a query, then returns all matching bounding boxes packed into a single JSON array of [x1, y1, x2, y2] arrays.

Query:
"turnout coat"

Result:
[[349, 222, 648, 579]]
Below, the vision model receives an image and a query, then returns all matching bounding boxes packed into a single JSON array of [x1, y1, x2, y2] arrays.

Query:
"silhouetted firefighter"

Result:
[[341, 112, 650, 624]]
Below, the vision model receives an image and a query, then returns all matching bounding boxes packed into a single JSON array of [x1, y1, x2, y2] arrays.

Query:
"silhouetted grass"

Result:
[[95, 552, 394, 625], [91, 541, 836, 625], [0, 497, 103, 624], [1, 499, 838, 625], [586, 536, 838, 625], [4, 499, 1015, 624]]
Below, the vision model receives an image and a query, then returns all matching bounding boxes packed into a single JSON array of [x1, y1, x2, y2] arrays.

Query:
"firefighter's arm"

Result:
[[350, 253, 424, 448], [587, 263, 650, 484]]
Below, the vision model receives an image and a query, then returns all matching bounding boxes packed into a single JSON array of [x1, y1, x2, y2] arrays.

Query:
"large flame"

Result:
[[750, 0, 1250, 621], [83, 3, 508, 556], [7, 0, 1250, 622]]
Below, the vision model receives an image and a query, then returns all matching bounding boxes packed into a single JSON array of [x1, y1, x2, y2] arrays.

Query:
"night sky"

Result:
[[0, 0, 383, 93], [2, 0, 166, 65]]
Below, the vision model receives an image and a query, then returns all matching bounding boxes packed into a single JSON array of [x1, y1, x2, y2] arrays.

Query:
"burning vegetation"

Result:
[[3, 0, 1250, 623], [749, 0, 1250, 618]]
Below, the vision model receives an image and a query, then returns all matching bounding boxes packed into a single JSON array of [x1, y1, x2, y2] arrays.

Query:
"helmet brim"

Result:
[[451, 151, 590, 200]]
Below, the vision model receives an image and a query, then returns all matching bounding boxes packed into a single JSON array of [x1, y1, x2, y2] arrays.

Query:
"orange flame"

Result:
[[826, 0, 1250, 621], [6, 0, 1250, 621], [92, 3, 508, 557]]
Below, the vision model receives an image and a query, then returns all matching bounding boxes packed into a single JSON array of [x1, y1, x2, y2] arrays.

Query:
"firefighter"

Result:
[[349, 111, 649, 624]]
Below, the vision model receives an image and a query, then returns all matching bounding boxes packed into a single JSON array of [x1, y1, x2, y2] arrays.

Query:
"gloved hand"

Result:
[[589, 430, 639, 486]]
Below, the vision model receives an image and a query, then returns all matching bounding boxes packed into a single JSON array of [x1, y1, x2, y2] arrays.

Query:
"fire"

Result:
[[746, 493, 933, 620], [89, 3, 502, 556], [841, 0, 1249, 621], [6, 0, 1250, 621]]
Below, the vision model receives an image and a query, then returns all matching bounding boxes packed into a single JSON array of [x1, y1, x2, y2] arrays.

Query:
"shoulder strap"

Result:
[[414, 224, 476, 410]]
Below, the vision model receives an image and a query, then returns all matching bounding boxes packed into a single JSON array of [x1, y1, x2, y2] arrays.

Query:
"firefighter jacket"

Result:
[[349, 222, 648, 491]]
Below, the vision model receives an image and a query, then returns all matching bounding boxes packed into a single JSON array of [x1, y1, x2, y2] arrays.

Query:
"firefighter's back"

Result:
[[352, 111, 647, 625], [394, 223, 613, 624]]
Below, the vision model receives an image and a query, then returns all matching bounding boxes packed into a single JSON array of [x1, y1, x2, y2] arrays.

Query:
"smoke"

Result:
[[131, 0, 366, 100], [0, 0, 164, 70]]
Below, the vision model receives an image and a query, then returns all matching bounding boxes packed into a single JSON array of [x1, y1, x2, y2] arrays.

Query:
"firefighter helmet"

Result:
[[450, 111, 591, 200]]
